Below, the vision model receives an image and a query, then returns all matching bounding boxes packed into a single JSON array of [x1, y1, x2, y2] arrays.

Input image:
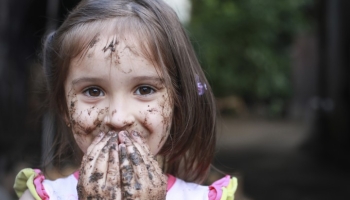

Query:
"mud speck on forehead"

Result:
[[102, 37, 118, 52], [89, 34, 100, 48], [102, 36, 123, 66]]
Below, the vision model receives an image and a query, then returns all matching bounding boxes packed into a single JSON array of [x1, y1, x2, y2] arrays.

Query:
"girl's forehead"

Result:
[[93, 34, 139, 55], [64, 18, 169, 85], [68, 18, 154, 63], [79, 32, 144, 59], [70, 29, 163, 76]]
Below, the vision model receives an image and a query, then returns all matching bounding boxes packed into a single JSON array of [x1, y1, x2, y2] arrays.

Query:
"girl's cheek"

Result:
[[144, 96, 173, 154], [70, 106, 110, 136], [159, 94, 173, 132], [66, 90, 109, 136], [73, 133, 91, 154]]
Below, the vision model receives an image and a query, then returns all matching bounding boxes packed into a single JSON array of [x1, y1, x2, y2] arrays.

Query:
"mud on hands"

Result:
[[77, 131, 167, 200]]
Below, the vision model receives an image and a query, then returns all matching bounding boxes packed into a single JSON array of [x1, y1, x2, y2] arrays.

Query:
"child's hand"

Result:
[[77, 131, 167, 200], [118, 131, 167, 200], [77, 131, 122, 200]]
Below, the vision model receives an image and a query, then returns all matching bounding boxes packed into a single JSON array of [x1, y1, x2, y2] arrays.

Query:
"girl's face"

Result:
[[64, 34, 173, 155]]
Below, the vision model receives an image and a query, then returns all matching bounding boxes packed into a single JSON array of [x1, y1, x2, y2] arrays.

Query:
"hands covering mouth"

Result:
[[77, 130, 167, 200]]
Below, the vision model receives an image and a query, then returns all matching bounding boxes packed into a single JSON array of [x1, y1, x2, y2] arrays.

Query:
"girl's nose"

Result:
[[103, 99, 135, 130]]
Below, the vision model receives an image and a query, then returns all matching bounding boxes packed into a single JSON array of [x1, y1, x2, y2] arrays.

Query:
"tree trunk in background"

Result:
[[308, 0, 350, 166]]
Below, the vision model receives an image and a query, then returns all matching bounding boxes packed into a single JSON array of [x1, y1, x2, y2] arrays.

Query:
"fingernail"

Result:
[[109, 131, 117, 137], [131, 130, 139, 137], [108, 131, 115, 136], [119, 131, 126, 137], [124, 130, 130, 137], [118, 131, 126, 143]]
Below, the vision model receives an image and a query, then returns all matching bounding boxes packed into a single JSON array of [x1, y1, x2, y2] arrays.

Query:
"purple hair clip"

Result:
[[195, 74, 207, 96]]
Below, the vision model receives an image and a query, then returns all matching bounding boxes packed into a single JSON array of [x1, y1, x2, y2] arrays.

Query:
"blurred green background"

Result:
[[189, 0, 313, 117]]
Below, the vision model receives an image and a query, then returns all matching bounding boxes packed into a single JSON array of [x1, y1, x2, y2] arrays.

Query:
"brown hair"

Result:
[[44, 0, 216, 183]]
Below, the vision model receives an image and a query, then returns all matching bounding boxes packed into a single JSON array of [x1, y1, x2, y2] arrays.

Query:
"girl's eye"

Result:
[[83, 87, 104, 97], [135, 86, 155, 95]]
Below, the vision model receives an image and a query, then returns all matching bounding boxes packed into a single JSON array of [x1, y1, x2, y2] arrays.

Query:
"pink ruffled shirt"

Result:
[[22, 169, 236, 200]]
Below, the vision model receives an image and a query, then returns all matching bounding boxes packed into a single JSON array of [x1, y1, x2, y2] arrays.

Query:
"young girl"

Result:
[[14, 0, 237, 199]]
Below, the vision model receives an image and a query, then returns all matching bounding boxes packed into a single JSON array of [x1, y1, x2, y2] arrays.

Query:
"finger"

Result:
[[131, 131, 163, 177], [86, 132, 106, 155], [83, 132, 114, 191], [124, 131, 163, 200], [130, 130, 150, 155], [77, 133, 109, 199], [129, 131, 157, 170], [90, 132, 118, 184], [104, 133, 122, 200], [119, 143, 136, 199], [129, 131, 165, 182], [79, 132, 110, 183], [80, 132, 105, 172], [84, 132, 111, 173], [122, 132, 150, 180], [120, 132, 167, 200], [128, 131, 160, 184]]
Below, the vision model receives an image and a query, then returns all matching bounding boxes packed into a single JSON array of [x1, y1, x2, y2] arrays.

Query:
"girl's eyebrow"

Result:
[[71, 76, 164, 85], [71, 77, 103, 85], [132, 76, 164, 84]]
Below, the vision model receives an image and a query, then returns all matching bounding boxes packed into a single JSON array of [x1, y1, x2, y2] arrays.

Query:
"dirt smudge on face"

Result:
[[143, 116, 149, 127], [156, 92, 173, 149], [147, 108, 157, 113], [69, 102, 109, 135], [87, 106, 95, 116], [103, 36, 121, 66], [83, 107, 108, 134], [89, 34, 100, 48], [159, 94, 172, 132], [102, 37, 117, 53], [87, 34, 100, 58]]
